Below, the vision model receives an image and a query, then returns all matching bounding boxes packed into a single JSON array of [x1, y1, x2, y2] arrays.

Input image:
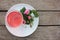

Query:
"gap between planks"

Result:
[[0, 10, 60, 12], [0, 25, 60, 27]]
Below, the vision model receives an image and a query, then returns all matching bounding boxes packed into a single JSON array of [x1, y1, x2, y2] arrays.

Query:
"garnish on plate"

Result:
[[20, 7, 39, 27]]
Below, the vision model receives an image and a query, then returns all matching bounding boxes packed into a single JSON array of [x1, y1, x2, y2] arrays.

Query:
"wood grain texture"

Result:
[[1, 12, 60, 25], [0, 26, 59, 40], [0, 0, 60, 40], [39, 12, 60, 25], [0, 0, 60, 10]]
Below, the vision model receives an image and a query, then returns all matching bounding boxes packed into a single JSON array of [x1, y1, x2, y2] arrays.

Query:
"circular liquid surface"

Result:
[[7, 11, 23, 27]]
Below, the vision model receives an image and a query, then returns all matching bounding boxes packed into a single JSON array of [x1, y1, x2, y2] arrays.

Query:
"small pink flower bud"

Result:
[[28, 16, 31, 20], [23, 20, 26, 24], [24, 9, 30, 15]]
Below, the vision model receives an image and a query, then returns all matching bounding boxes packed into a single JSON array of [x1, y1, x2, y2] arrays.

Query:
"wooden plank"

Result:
[[39, 12, 60, 25], [0, 0, 60, 10], [0, 12, 5, 25], [57, 27, 60, 40], [0, 26, 59, 40], [1, 12, 60, 25]]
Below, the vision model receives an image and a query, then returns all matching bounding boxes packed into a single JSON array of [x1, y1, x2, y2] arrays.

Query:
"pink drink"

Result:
[[7, 11, 23, 27]]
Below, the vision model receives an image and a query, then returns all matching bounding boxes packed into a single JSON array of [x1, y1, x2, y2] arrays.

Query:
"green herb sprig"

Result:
[[20, 7, 39, 27]]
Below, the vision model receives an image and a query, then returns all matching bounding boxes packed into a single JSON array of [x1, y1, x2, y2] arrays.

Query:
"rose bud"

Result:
[[28, 16, 31, 20], [24, 9, 30, 15], [23, 20, 26, 24]]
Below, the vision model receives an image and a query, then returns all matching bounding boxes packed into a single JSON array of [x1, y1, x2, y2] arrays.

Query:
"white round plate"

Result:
[[5, 4, 39, 37]]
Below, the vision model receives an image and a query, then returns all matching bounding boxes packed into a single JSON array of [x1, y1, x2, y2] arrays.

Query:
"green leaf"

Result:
[[26, 20, 30, 24], [29, 18, 34, 27], [31, 10, 39, 17], [29, 18, 34, 23], [20, 7, 29, 24], [23, 14, 29, 24], [20, 7, 37, 27], [20, 7, 26, 13]]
